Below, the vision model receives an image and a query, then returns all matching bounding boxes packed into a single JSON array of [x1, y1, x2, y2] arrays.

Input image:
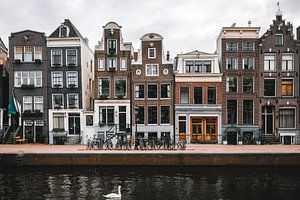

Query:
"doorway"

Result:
[[179, 116, 186, 141], [119, 106, 126, 132], [68, 113, 81, 135], [227, 131, 237, 145], [262, 106, 274, 135]]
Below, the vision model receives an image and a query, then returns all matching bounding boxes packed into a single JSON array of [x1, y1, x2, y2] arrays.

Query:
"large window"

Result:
[[53, 113, 64, 129], [23, 96, 32, 111], [264, 54, 276, 71], [264, 79, 276, 97], [275, 34, 283, 46], [34, 96, 43, 112], [51, 49, 62, 66], [24, 46, 33, 62], [66, 49, 77, 66], [227, 100, 237, 124], [281, 79, 293, 97], [146, 64, 159, 76], [148, 84, 157, 99], [148, 48, 156, 59], [107, 40, 117, 54], [52, 94, 64, 109], [279, 109, 295, 128], [14, 71, 42, 87], [242, 42, 254, 51], [98, 78, 110, 97], [243, 77, 254, 93], [243, 57, 254, 70], [34, 47, 43, 60], [161, 84, 171, 99], [208, 87, 216, 104], [115, 77, 126, 97], [243, 100, 253, 124], [67, 94, 79, 109], [180, 87, 189, 104], [194, 87, 202, 104], [136, 106, 144, 124], [186, 61, 194, 73], [66, 71, 78, 88], [120, 58, 126, 70], [226, 42, 238, 52], [14, 46, 23, 60], [148, 106, 157, 124], [185, 60, 212, 73], [99, 106, 114, 125], [226, 58, 237, 70], [108, 58, 116, 70], [282, 54, 294, 71], [52, 71, 63, 88], [98, 58, 105, 71], [135, 84, 144, 99], [226, 77, 237, 93], [161, 106, 170, 124]]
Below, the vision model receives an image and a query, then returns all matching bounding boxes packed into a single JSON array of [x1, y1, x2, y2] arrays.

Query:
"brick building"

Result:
[[217, 25, 261, 144], [0, 37, 8, 137], [175, 51, 222, 144], [131, 33, 174, 141]]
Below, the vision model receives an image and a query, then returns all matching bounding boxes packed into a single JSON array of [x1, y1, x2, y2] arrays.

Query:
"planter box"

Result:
[[14, 59, 21, 64], [21, 84, 35, 89], [35, 59, 42, 64], [223, 141, 228, 145]]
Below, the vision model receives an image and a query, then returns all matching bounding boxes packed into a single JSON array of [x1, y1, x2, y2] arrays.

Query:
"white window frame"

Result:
[[242, 57, 255, 70], [264, 54, 276, 71], [24, 46, 33, 62], [108, 58, 117, 70], [114, 77, 127, 98], [281, 78, 294, 97], [120, 58, 127, 70], [226, 42, 238, 52], [264, 78, 276, 97], [52, 94, 64, 109], [148, 48, 156, 59], [14, 71, 42, 87], [107, 39, 117, 54], [67, 93, 79, 109], [66, 71, 78, 88], [242, 42, 255, 52], [146, 64, 159, 76], [134, 84, 145, 100], [98, 77, 110, 98], [98, 58, 105, 71], [160, 83, 171, 99], [278, 107, 296, 129], [23, 96, 32, 112], [14, 46, 23, 61], [51, 49, 63, 66], [14, 71, 22, 87], [226, 77, 238, 93], [282, 53, 294, 71], [242, 77, 254, 93], [226, 57, 237, 70], [66, 49, 78, 66], [34, 46, 43, 60], [275, 34, 283, 46], [51, 71, 63, 88], [34, 96, 43, 112]]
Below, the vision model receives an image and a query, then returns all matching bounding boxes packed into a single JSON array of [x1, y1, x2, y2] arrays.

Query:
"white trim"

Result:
[[33, 96, 44, 112], [114, 77, 127, 98], [66, 49, 78, 66], [278, 107, 296, 129], [281, 78, 294, 97], [282, 53, 294, 71], [275, 34, 283, 46], [98, 77, 110, 98], [98, 58, 105, 71], [148, 48, 156, 59], [264, 53, 276, 72], [66, 71, 78, 88], [134, 84, 145, 100], [242, 41, 255, 52], [226, 57, 237, 70], [51, 49, 63, 67], [226, 41, 238, 52], [147, 105, 158, 125], [107, 39, 117, 55], [33, 46, 43, 61], [67, 93, 79, 109], [264, 78, 276, 97], [242, 76, 254, 93], [145, 64, 159, 76], [120, 57, 127, 70], [23, 46, 34, 62], [160, 83, 171, 99], [242, 100, 254, 125], [51, 71, 63, 88], [147, 84, 158, 100], [242, 57, 255, 70], [52, 94, 64, 109], [226, 100, 238, 125], [107, 57, 117, 71]]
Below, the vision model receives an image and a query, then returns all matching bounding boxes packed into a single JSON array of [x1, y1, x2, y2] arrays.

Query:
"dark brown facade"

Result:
[[131, 33, 174, 141], [0, 38, 8, 137]]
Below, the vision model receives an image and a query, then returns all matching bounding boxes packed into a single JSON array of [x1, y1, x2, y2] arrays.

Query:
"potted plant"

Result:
[[67, 63, 76, 67], [53, 84, 62, 88], [35, 59, 42, 64], [21, 84, 35, 89], [68, 84, 77, 88], [14, 59, 21, 64], [52, 128, 65, 132], [109, 67, 116, 72], [99, 95, 108, 100], [52, 63, 61, 67], [116, 95, 124, 99]]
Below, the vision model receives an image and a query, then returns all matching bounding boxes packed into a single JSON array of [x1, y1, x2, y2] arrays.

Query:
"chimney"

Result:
[[297, 26, 300, 41], [83, 37, 89, 45], [166, 51, 170, 61], [248, 21, 251, 27], [133, 52, 138, 61]]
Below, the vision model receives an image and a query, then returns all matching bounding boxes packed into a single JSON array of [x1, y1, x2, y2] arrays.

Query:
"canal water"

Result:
[[0, 166, 299, 199]]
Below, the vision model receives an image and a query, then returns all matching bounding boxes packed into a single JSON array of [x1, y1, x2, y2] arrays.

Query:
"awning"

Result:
[[279, 133, 296, 137], [8, 96, 17, 115]]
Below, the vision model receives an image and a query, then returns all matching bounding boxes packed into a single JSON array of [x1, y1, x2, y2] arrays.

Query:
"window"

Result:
[[146, 64, 159, 76], [34, 47, 42, 60], [52, 94, 64, 109], [52, 71, 63, 88], [34, 96, 43, 111], [264, 54, 276, 71], [66, 49, 77, 66], [148, 106, 157, 124], [243, 77, 254, 93], [275, 34, 283, 46], [86, 115, 93, 126], [281, 79, 293, 97], [120, 58, 126, 70], [24, 46, 33, 62], [23, 96, 32, 111], [148, 84, 157, 99], [161, 84, 170, 99], [242, 42, 254, 51], [226, 58, 237, 70], [282, 54, 294, 71], [53, 113, 64, 129], [67, 94, 79, 109], [161, 106, 170, 124], [14, 71, 42, 87], [243, 57, 254, 70], [135, 84, 144, 99], [14, 46, 23, 60], [108, 40, 117, 54], [108, 58, 116, 69], [186, 60, 212, 73], [107, 107, 114, 125], [243, 100, 253, 124], [180, 87, 189, 104], [279, 109, 295, 128], [51, 49, 62, 66], [66, 71, 78, 88], [148, 48, 156, 59], [115, 77, 126, 97], [186, 61, 194, 73], [98, 78, 110, 97], [59, 25, 69, 37], [226, 42, 238, 51], [227, 100, 237, 124], [194, 87, 202, 104], [136, 106, 144, 124], [264, 79, 276, 97], [226, 77, 237, 93], [98, 58, 104, 71], [208, 87, 216, 104]]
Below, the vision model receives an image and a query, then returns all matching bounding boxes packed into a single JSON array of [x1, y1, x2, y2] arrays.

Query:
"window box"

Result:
[[14, 59, 21, 64], [99, 122, 106, 127], [53, 84, 62, 88], [35, 59, 42, 64], [116, 95, 124, 100], [109, 67, 116, 72], [52, 63, 61, 67], [21, 84, 35, 89], [68, 105, 76, 109], [99, 95, 108, 100], [52, 128, 65, 133], [67, 63, 76, 67], [23, 110, 43, 117], [68, 84, 77, 88]]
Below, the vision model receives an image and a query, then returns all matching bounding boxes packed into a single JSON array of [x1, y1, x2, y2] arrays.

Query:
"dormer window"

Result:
[[148, 48, 156, 59], [108, 40, 117, 55], [275, 34, 283, 46], [59, 25, 69, 38]]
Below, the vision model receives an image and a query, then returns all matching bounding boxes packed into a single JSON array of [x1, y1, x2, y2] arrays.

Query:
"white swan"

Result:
[[103, 185, 121, 199]]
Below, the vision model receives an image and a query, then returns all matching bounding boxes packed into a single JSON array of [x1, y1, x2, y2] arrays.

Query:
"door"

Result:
[[283, 136, 291, 145], [119, 106, 126, 132], [24, 121, 34, 143], [262, 106, 274, 135], [178, 116, 186, 141], [227, 131, 237, 145], [191, 118, 202, 143], [68, 113, 81, 135]]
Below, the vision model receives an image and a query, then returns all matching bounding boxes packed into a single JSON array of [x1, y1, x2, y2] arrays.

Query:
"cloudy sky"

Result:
[[1, 0, 299, 56]]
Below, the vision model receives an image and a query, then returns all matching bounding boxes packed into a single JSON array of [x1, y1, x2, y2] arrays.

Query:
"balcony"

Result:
[[21, 84, 35, 90]]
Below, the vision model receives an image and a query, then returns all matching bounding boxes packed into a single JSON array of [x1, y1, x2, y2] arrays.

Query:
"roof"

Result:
[[180, 50, 214, 56], [49, 19, 84, 39], [103, 22, 122, 29], [0, 37, 8, 53], [140, 33, 163, 41]]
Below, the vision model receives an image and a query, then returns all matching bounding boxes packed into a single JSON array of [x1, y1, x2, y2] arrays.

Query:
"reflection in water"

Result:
[[0, 166, 299, 199]]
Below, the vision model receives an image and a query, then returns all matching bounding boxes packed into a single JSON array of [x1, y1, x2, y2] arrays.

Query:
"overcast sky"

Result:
[[1, 0, 299, 57]]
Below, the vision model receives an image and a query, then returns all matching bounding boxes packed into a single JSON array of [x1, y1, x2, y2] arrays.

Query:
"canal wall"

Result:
[[1, 153, 300, 166]]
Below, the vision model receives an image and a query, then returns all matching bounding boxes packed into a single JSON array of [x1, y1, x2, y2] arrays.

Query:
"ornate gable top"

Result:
[[103, 22, 122, 30], [141, 33, 163, 41]]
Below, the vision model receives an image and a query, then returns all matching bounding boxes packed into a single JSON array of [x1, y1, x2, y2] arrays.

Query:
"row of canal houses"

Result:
[[1, 9, 300, 145]]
